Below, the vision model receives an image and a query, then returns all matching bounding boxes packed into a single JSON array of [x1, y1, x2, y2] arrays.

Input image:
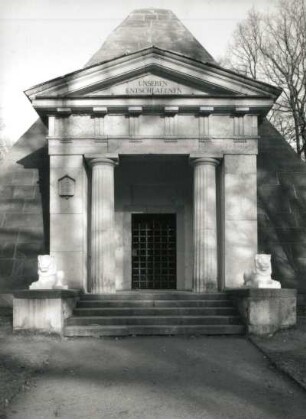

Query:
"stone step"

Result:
[[77, 299, 233, 308], [66, 315, 242, 326], [81, 292, 229, 301], [72, 307, 237, 316], [64, 324, 245, 337]]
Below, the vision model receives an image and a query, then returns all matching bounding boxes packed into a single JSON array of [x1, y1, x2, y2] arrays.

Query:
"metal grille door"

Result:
[[132, 214, 176, 289]]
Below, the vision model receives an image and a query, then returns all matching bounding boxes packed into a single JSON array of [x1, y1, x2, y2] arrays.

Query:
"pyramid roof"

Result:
[[85, 8, 215, 67]]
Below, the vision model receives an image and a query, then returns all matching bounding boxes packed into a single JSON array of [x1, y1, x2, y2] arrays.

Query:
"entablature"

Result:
[[48, 137, 258, 157], [47, 111, 259, 140]]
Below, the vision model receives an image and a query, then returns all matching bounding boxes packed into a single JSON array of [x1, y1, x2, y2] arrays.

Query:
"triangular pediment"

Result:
[[81, 71, 236, 97], [25, 48, 281, 102]]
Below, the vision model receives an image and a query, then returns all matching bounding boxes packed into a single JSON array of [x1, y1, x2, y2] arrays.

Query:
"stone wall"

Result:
[[258, 119, 306, 292], [1, 117, 306, 293], [0, 119, 49, 291]]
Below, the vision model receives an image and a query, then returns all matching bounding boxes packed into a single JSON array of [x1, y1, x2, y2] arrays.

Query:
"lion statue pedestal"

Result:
[[29, 255, 68, 290], [244, 254, 281, 289]]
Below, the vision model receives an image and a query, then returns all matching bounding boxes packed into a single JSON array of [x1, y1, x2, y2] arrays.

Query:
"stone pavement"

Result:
[[0, 317, 306, 419]]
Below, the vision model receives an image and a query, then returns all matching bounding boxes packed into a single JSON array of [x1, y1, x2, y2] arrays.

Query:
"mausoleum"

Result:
[[1, 9, 303, 336]]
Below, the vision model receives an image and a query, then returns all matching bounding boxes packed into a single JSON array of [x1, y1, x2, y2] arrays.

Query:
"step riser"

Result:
[[81, 293, 229, 301], [73, 308, 237, 316], [66, 316, 242, 326], [65, 292, 243, 337], [77, 300, 233, 308], [64, 325, 245, 337]]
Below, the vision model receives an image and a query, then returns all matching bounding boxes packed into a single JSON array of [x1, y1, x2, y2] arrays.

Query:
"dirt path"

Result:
[[2, 332, 306, 419]]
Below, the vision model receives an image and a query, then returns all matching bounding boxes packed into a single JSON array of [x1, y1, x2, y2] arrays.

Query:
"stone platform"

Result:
[[226, 288, 296, 335], [13, 290, 80, 335]]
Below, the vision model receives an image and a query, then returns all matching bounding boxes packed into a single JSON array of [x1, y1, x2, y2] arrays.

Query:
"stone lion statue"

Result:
[[243, 254, 281, 289], [29, 255, 67, 290]]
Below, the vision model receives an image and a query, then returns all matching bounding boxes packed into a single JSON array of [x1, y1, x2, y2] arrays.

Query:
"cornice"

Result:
[[35, 98, 273, 117], [25, 50, 280, 102]]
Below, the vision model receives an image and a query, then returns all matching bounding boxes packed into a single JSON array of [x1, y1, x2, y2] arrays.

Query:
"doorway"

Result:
[[132, 214, 176, 289]]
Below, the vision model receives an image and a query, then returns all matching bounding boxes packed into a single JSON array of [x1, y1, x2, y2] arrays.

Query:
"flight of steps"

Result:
[[64, 292, 245, 337]]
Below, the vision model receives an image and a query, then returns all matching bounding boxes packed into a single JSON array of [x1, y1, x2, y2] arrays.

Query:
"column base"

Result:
[[90, 285, 116, 294], [193, 281, 218, 293]]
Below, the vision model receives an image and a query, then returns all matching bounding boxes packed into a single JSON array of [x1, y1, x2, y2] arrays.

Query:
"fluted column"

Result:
[[89, 157, 117, 293], [191, 157, 219, 292]]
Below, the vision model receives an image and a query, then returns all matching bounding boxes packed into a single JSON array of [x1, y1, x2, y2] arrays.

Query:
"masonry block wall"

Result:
[[258, 119, 306, 292], [0, 117, 306, 292], [0, 120, 49, 290]]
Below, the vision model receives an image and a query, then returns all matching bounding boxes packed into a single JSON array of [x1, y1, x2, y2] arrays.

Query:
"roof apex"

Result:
[[85, 8, 215, 67]]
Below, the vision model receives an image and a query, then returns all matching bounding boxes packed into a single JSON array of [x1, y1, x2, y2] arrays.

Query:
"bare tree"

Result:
[[222, 0, 306, 159]]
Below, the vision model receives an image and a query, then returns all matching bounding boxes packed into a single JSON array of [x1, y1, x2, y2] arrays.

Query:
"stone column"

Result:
[[89, 157, 117, 293], [191, 157, 219, 292]]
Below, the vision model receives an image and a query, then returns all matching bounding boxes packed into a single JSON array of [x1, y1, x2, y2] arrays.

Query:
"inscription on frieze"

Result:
[[126, 79, 183, 95]]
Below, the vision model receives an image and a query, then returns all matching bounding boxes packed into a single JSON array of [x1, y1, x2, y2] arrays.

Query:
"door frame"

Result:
[[122, 205, 188, 290], [131, 213, 177, 290]]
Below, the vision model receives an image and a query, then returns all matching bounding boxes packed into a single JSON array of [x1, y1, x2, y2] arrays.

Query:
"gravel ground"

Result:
[[0, 316, 57, 418], [250, 317, 306, 391], [1, 315, 306, 419]]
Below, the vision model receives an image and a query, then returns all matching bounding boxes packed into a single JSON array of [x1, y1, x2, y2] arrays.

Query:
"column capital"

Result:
[[85, 155, 118, 168], [189, 157, 220, 167]]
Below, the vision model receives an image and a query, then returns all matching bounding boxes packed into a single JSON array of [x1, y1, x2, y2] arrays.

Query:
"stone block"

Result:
[[292, 209, 306, 228], [12, 258, 37, 280], [50, 167, 84, 214], [11, 169, 35, 186], [0, 277, 14, 291], [225, 173, 257, 220], [0, 293, 13, 308], [0, 259, 14, 277], [23, 200, 43, 213], [0, 186, 14, 199], [258, 185, 291, 214], [17, 227, 45, 244], [56, 115, 94, 138], [257, 167, 279, 186], [225, 155, 256, 174], [13, 186, 36, 200], [50, 155, 83, 168], [138, 115, 164, 137], [4, 213, 43, 229], [13, 290, 80, 334], [0, 228, 18, 244], [278, 228, 306, 244], [210, 115, 233, 137], [227, 289, 296, 335], [225, 220, 257, 288], [177, 115, 199, 137], [291, 242, 306, 259], [51, 251, 84, 289], [294, 257, 306, 270], [0, 243, 15, 259], [104, 115, 129, 136], [50, 214, 83, 252], [0, 199, 24, 212], [15, 242, 45, 258]]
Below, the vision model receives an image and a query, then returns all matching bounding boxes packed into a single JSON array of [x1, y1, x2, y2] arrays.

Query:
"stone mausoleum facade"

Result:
[[0, 9, 305, 334]]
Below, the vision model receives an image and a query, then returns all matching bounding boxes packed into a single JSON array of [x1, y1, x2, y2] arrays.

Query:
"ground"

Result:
[[0, 314, 306, 419], [251, 317, 306, 391]]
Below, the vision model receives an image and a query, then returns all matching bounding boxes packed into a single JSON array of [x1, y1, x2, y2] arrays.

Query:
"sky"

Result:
[[0, 0, 278, 145]]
